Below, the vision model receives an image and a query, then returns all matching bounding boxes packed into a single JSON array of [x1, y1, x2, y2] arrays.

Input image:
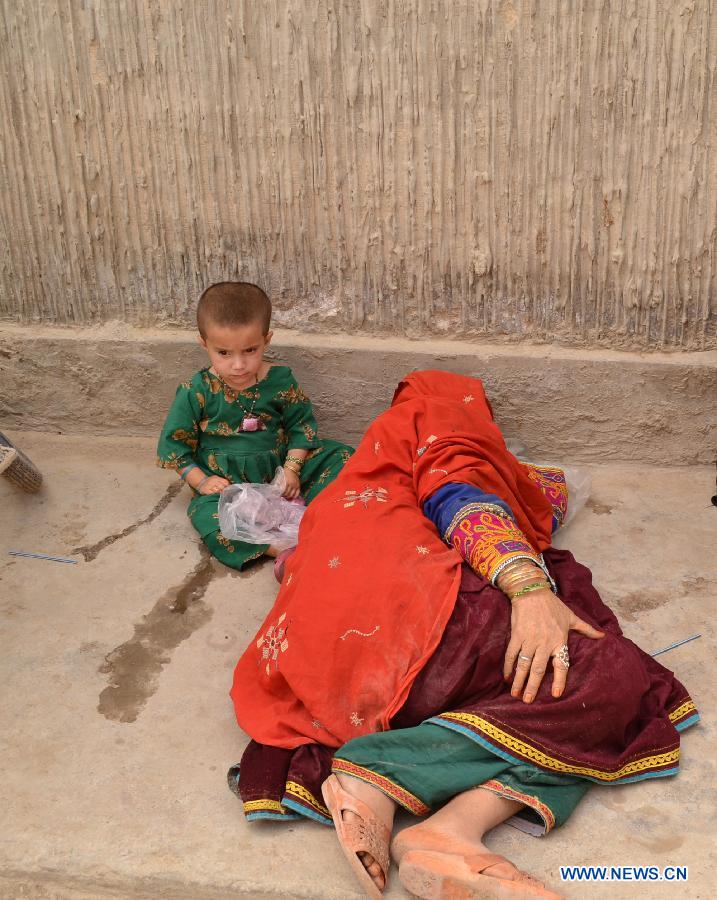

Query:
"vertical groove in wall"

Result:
[[0, 0, 714, 348]]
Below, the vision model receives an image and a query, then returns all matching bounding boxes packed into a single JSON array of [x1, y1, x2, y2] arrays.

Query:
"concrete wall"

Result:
[[2, 324, 715, 464], [1, 1, 715, 349]]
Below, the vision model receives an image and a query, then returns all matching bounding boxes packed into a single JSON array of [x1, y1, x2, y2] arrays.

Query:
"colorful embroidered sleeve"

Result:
[[520, 464, 569, 532], [156, 381, 203, 472], [277, 373, 320, 450], [423, 483, 542, 583]]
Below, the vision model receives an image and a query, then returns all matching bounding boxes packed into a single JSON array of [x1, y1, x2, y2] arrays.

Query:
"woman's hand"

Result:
[[282, 467, 301, 500], [503, 588, 604, 703], [197, 475, 230, 495]]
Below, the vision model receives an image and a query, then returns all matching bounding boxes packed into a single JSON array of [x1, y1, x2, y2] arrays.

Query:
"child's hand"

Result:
[[198, 475, 230, 495], [282, 467, 301, 500]]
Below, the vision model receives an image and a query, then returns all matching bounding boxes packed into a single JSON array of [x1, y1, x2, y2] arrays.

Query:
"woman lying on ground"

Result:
[[228, 370, 698, 899]]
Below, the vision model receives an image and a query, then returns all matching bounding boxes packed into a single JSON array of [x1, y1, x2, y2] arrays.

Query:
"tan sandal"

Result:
[[399, 849, 563, 899], [321, 774, 391, 898]]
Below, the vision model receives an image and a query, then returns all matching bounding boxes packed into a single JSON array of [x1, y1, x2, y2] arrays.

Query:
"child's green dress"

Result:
[[157, 366, 353, 569]]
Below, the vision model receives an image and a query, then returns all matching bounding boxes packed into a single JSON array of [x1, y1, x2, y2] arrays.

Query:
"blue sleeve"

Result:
[[423, 482, 517, 537]]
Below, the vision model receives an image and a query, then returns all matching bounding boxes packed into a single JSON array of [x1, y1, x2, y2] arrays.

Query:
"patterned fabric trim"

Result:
[[243, 798, 294, 816], [668, 700, 698, 725], [480, 779, 555, 834], [443, 502, 509, 537], [282, 797, 333, 826], [285, 780, 331, 819], [522, 464, 569, 531], [443, 503, 541, 583], [156, 454, 187, 471], [674, 715, 700, 733], [246, 810, 302, 823], [432, 712, 681, 782], [242, 548, 267, 564], [332, 758, 430, 816]]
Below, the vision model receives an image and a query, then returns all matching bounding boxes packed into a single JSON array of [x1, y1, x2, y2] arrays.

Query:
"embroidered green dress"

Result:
[[157, 366, 353, 569]]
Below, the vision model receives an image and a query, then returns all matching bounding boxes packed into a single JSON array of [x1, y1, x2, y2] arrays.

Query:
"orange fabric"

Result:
[[231, 371, 554, 750]]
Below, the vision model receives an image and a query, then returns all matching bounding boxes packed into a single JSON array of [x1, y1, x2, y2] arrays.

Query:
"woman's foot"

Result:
[[393, 819, 535, 885], [393, 786, 518, 870], [398, 849, 561, 899], [321, 773, 396, 894], [394, 818, 497, 869], [392, 789, 555, 897]]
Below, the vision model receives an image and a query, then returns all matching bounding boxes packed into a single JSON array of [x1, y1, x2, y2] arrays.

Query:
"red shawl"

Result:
[[231, 371, 554, 749]]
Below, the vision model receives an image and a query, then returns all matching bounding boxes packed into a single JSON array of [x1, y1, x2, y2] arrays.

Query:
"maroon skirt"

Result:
[[229, 549, 698, 824]]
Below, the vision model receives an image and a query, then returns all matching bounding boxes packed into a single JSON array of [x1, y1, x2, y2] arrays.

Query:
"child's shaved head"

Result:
[[197, 282, 271, 337]]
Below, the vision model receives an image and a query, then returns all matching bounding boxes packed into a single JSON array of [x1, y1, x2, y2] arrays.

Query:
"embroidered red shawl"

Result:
[[231, 370, 554, 749]]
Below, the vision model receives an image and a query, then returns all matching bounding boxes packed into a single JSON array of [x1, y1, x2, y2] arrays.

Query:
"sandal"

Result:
[[399, 849, 563, 899], [321, 774, 391, 898]]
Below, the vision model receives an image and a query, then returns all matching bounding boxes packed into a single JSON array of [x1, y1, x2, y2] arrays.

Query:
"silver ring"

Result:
[[553, 644, 570, 669], [518, 654, 533, 663]]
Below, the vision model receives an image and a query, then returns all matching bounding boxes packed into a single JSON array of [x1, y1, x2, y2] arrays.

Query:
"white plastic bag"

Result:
[[505, 439, 591, 528], [560, 465, 591, 526], [218, 468, 305, 552]]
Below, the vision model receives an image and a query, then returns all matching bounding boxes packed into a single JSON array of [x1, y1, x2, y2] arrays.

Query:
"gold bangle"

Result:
[[499, 560, 542, 578], [285, 454, 306, 469], [498, 569, 544, 592], [284, 462, 301, 475], [501, 570, 544, 589], [508, 581, 549, 601]]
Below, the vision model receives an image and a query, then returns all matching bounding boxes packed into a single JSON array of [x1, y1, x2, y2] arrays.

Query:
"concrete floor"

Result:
[[0, 432, 714, 899]]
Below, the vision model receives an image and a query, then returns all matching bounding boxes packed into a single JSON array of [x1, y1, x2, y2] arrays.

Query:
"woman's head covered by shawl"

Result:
[[391, 369, 553, 550], [392, 369, 494, 420]]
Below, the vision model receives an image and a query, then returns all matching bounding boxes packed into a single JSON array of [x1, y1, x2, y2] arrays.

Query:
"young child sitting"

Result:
[[157, 281, 353, 571]]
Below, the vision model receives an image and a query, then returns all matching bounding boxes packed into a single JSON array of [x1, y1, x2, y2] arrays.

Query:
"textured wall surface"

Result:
[[0, 1, 715, 348], [2, 324, 716, 463]]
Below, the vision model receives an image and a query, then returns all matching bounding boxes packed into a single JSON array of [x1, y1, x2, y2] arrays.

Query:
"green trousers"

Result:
[[334, 722, 588, 834]]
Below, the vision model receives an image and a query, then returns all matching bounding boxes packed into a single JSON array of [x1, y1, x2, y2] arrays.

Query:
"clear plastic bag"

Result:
[[218, 468, 305, 551], [560, 465, 591, 526]]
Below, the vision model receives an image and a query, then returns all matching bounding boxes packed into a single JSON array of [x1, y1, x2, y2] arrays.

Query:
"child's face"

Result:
[[199, 321, 273, 389]]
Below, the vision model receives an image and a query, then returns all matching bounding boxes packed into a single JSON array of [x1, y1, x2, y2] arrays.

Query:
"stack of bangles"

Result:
[[179, 463, 211, 493], [284, 454, 305, 476], [496, 560, 550, 601]]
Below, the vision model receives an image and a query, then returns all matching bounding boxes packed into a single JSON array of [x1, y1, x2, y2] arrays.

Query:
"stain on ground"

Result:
[[627, 806, 686, 852], [608, 576, 709, 623], [73, 481, 183, 562], [633, 834, 685, 853], [98, 547, 223, 723], [586, 498, 614, 515], [595, 790, 627, 811], [679, 576, 709, 594], [610, 589, 672, 622]]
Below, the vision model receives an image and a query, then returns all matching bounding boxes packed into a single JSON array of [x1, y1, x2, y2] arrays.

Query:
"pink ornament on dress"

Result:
[[242, 417, 260, 432]]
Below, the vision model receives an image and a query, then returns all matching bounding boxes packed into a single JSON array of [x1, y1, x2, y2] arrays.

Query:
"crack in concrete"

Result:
[[73, 481, 183, 561], [98, 547, 223, 723]]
